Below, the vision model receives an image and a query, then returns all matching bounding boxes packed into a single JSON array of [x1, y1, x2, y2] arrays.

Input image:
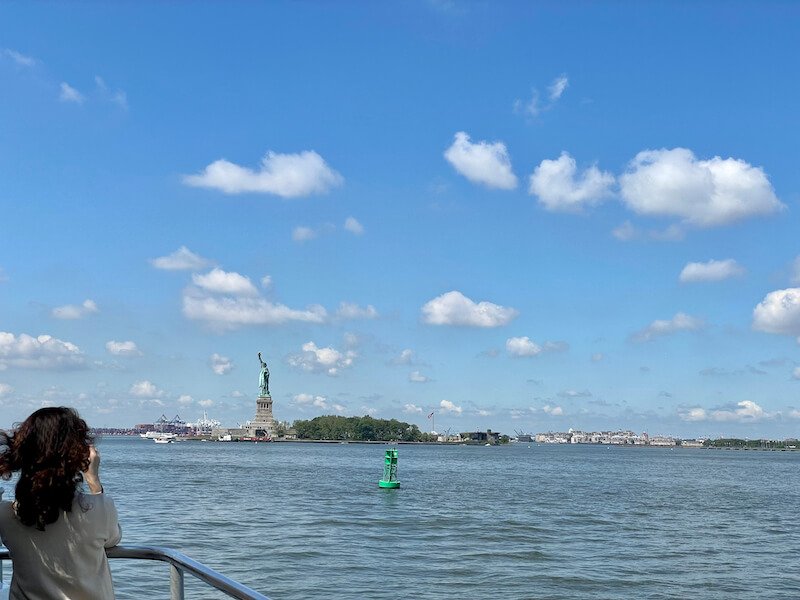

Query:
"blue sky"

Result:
[[2, 1, 799, 437]]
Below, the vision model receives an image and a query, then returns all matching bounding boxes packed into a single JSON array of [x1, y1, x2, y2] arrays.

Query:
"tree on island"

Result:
[[293, 415, 424, 442]]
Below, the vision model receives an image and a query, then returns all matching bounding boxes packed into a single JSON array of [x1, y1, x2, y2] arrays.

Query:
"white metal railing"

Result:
[[0, 545, 270, 600]]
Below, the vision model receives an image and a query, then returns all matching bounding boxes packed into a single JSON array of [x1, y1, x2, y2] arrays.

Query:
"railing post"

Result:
[[170, 564, 185, 600]]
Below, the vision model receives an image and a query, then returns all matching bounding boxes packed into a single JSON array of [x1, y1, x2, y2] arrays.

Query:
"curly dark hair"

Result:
[[0, 407, 93, 530]]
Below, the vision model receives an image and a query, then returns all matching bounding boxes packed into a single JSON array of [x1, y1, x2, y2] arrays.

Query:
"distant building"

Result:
[[460, 430, 501, 444]]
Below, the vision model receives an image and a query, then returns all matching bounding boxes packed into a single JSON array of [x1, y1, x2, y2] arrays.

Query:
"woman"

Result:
[[0, 407, 122, 599]]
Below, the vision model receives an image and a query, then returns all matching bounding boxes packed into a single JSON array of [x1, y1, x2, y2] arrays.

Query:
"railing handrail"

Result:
[[0, 545, 270, 600]]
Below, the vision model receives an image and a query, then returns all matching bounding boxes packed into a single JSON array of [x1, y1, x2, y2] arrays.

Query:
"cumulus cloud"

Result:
[[752, 288, 800, 340], [335, 302, 378, 320], [679, 259, 745, 283], [528, 152, 614, 212], [344, 217, 364, 235], [292, 226, 317, 242], [0, 332, 86, 370], [94, 76, 127, 110], [293, 393, 329, 409], [3, 49, 36, 67], [150, 246, 213, 271], [210, 353, 233, 375], [793, 367, 800, 381], [177, 395, 194, 406], [619, 148, 783, 227], [439, 399, 462, 415], [59, 82, 84, 104], [260, 275, 272, 289], [421, 290, 518, 327], [443, 132, 518, 190], [192, 268, 258, 296], [182, 286, 326, 329], [105, 341, 141, 357], [542, 404, 564, 416], [0, 383, 13, 396], [182, 150, 343, 197], [506, 337, 568, 357], [392, 349, 416, 366], [199, 399, 214, 408], [409, 371, 431, 383], [403, 403, 423, 414], [52, 299, 98, 320], [288, 341, 356, 377], [631, 312, 704, 342], [129, 380, 165, 398], [679, 400, 772, 423]]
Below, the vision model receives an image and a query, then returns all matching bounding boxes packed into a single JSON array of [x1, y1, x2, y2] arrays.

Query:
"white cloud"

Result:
[[0, 332, 86, 370], [0, 383, 13, 396], [528, 152, 614, 212], [105, 341, 141, 357], [3, 49, 36, 67], [679, 407, 708, 422], [789, 409, 800, 419], [679, 259, 745, 283], [182, 150, 343, 197], [177, 395, 194, 406], [260, 275, 272, 289], [293, 393, 329, 409], [344, 217, 364, 235], [619, 148, 783, 227], [506, 336, 541, 357], [793, 367, 800, 381], [403, 403, 423, 414], [611, 221, 684, 242], [192, 268, 258, 296], [443, 132, 518, 190], [199, 399, 214, 408], [752, 288, 800, 339], [680, 400, 772, 423], [548, 74, 569, 101], [409, 371, 430, 383], [129, 380, 165, 398], [150, 246, 213, 271], [52, 299, 98, 320], [421, 290, 518, 327], [558, 389, 591, 399], [335, 302, 378, 320], [439, 399, 462, 415], [288, 341, 356, 377], [210, 353, 233, 375], [591, 352, 604, 362], [182, 286, 327, 329], [59, 82, 84, 104], [392, 349, 415, 365], [515, 74, 569, 118], [631, 312, 704, 342], [542, 404, 564, 416], [292, 226, 317, 242]]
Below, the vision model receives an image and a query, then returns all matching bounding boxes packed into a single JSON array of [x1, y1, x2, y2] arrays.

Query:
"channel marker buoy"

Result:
[[378, 448, 400, 488]]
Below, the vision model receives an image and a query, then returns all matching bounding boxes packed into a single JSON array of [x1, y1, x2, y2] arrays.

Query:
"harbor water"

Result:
[[4, 437, 800, 599]]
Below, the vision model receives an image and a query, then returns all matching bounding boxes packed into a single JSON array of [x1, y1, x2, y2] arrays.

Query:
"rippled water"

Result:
[[4, 438, 800, 598]]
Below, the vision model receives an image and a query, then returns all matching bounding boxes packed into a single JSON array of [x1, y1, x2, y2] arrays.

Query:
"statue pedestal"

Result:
[[243, 394, 274, 438]]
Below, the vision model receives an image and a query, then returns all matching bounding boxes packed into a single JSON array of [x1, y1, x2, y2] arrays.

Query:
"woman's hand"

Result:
[[83, 445, 103, 494]]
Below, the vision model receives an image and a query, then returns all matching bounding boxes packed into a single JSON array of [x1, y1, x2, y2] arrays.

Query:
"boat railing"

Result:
[[0, 545, 270, 600]]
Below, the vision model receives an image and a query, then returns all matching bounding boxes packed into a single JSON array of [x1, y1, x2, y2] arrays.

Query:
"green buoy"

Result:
[[378, 448, 400, 488]]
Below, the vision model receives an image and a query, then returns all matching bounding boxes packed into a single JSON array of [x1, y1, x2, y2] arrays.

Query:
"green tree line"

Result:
[[292, 415, 434, 442]]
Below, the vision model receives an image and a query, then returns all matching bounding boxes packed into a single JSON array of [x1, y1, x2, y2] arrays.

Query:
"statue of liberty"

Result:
[[258, 352, 270, 396]]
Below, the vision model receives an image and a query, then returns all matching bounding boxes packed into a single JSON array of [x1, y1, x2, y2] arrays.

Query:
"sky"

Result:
[[1, 1, 799, 438]]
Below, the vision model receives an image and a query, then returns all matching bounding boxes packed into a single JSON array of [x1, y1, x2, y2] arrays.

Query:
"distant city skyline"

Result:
[[1, 2, 799, 437]]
